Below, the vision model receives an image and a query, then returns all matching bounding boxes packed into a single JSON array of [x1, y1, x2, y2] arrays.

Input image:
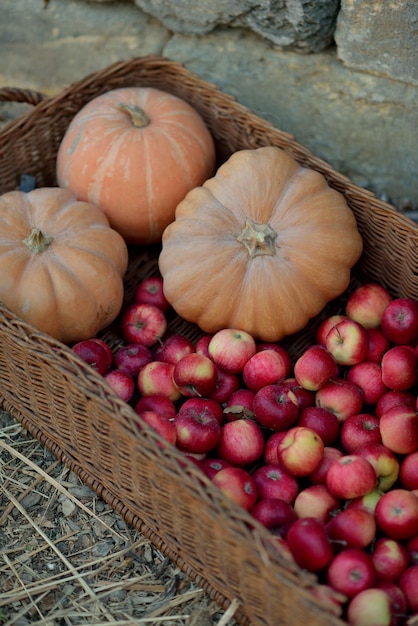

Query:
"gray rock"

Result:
[[335, 0, 418, 86], [136, 0, 247, 34], [165, 28, 418, 209], [0, 0, 169, 93], [135, 0, 340, 52], [242, 0, 340, 51]]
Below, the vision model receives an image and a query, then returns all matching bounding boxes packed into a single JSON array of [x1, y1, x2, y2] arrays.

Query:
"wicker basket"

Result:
[[0, 56, 417, 626]]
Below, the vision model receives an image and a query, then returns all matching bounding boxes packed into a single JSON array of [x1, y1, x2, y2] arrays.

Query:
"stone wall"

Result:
[[1, 0, 417, 218]]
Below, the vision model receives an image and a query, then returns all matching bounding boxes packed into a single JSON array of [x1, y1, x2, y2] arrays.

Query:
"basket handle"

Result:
[[0, 87, 47, 106]]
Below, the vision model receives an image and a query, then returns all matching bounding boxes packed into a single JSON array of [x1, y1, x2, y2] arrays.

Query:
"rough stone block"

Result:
[[164, 29, 418, 209], [335, 0, 418, 85], [134, 0, 340, 52], [0, 0, 169, 94]]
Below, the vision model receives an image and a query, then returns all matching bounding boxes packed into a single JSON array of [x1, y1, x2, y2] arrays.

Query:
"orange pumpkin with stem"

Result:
[[56, 87, 216, 244], [159, 146, 363, 342], [0, 187, 128, 344]]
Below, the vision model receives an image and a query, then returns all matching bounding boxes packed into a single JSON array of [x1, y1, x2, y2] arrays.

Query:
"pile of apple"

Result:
[[72, 278, 418, 626]]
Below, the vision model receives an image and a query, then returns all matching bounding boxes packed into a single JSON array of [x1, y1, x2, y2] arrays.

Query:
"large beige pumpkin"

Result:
[[159, 146, 363, 342], [0, 187, 128, 344], [56, 87, 216, 244]]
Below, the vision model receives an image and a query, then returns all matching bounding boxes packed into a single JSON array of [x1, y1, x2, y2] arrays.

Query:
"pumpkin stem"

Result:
[[117, 103, 150, 128], [23, 227, 53, 253], [237, 218, 277, 258]]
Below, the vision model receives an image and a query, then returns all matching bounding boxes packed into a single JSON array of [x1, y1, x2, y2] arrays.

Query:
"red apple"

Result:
[[286, 517, 334, 572], [173, 352, 218, 397], [346, 587, 391, 626], [252, 464, 299, 504], [326, 454, 377, 500], [346, 361, 388, 406], [250, 498, 298, 538], [212, 466, 258, 511], [208, 366, 240, 404], [375, 489, 418, 541], [154, 333, 195, 365], [326, 548, 376, 598], [315, 378, 364, 422], [282, 378, 315, 411], [406, 535, 418, 565], [253, 383, 300, 431], [294, 344, 337, 391], [379, 405, 418, 454], [381, 345, 417, 391], [216, 418, 265, 467], [72, 338, 112, 375], [345, 282, 393, 329], [297, 406, 340, 446], [365, 327, 391, 363], [134, 394, 177, 418], [371, 537, 409, 583], [134, 275, 171, 312], [256, 342, 292, 377], [355, 443, 399, 492], [201, 457, 232, 479], [114, 342, 153, 377], [398, 565, 418, 612], [226, 388, 255, 411], [340, 413, 382, 453], [178, 397, 223, 425], [89, 338, 113, 371], [347, 489, 383, 516], [263, 431, 288, 465], [104, 369, 135, 403], [121, 303, 167, 346], [135, 409, 176, 446], [380, 297, 418, 345], [224, 388, 255, 421], [327, 508, 376, 550], [325, 318, 369, 366], [208, 328, 256, 373], [376, 390, 416, 418], [174, 407, 221, 454], [137, 361, 181, 401], [276, 426, 324, 477], [399, 451, 418, 490], [375, 581, 407, 626], [293, 484, 340, 523], [223, 409, 255, 423], [242, 349, 288, 391], [194, 333, 213, 357], [316, 314, 349, 345], [307, 446, 344, 485]]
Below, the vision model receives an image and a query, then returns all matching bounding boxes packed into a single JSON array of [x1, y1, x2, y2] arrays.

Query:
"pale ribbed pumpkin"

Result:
[[56, 87, 216, 244], [0, 187, 128, 344], [159, 146, 363, 342]]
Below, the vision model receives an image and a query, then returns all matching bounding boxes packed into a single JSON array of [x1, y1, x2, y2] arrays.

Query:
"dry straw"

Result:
[[0, 410, 236, 625]]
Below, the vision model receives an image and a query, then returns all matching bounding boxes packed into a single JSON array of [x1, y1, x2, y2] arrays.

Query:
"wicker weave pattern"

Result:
[[0, 56, 417, 626]]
